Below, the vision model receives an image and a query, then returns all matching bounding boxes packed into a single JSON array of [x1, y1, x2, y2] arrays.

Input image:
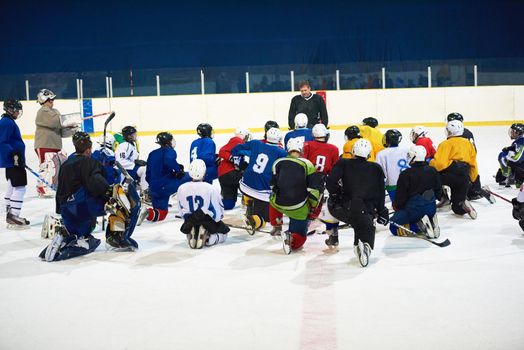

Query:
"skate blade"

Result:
[[281, 231, 291, 255], [6, 224, 30, 230], [105, 243, 137, 252]]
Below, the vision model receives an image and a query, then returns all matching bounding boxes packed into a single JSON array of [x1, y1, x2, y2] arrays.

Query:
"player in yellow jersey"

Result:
[[342, 125, 382, 161], [430, 120, 478, 219]]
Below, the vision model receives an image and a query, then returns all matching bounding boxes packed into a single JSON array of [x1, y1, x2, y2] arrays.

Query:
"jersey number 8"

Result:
[[315, 155, 326, 172]]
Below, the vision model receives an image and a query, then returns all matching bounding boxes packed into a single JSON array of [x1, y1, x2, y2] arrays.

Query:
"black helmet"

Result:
[[344, 125, 360, 141], [3, 99, 23, 117], [362, 117, 378, 128], [197, 123, 213, 138], [447, 113, 464, 122], [383, 129, 402, 147], [509, 123, 524, 140], [122, 126, 137, 142], [72, 131, 92, 153], [264, 120, 279, 132], [156, 131, 174, 147]]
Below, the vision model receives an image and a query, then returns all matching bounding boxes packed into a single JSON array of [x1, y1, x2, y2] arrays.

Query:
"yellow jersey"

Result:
[[429, 136, 478, 182], [342, 137, 382, 161], [360, 125, 385, 151]]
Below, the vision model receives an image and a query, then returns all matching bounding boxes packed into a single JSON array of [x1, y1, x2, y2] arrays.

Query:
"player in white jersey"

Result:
[[178, 159, 230, 249], [114, 126, 149, 198], [375, 129, 409, 201]]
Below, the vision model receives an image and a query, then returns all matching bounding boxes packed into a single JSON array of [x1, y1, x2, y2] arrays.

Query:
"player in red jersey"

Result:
[[303, 124, 339, 174], [218, 128, 251, 210], [410, 126, 436, 160]]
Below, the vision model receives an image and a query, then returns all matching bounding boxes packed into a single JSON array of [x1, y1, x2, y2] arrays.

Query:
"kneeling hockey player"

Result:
[[342, 125, 382, 161], [270, 138, 324, 254], [376, 129, 409, 201], [140, 132, 190, 224], [0, 99, 29, 229], [323, 139, 388, 267], [115, 125, 149, 199], [430, 120, 478, 219], [218, 128, 251, 210], [190, 123, 218, 184], [390, 145, 442, 238], [40, 132, 141, 261], [409, 125, 436, 160], [178, 160, 230, 249], [360, 117, 384, 148], [497, 123, 524, 187], [283, 113, 313, 149], [92, 133, 120, 185]]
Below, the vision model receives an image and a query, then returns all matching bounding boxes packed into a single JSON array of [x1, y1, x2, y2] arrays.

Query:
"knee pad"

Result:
[[242, 195, 252, 207], [223, 198, 236, 210], [290, 233, 307, 250]]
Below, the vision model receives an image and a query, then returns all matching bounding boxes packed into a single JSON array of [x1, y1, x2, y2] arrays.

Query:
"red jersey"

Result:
[[218, 136, 244, 177], [415, 137, 436, 159], [303, 140, 340, 174]]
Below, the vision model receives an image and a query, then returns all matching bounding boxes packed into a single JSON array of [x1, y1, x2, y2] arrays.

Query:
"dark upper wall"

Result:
[[1, 0, 523, 74]]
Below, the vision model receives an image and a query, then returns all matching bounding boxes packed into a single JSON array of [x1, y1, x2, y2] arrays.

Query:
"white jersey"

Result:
[[178, 181, 224, 222], [376, 146, 409, 187], [115, 141, 139, 170]]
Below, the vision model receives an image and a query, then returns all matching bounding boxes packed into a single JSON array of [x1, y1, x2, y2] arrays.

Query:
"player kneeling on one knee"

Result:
[[390, 145, 442, 238], [323, 139, 388, 267], [139, 132, 190, 224], [178, 160, 230, 249], [270, 138, 324, 254], [40, 132, 141, 262]]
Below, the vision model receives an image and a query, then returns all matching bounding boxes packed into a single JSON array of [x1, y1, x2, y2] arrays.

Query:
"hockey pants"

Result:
[[439, 162, 470, 215]]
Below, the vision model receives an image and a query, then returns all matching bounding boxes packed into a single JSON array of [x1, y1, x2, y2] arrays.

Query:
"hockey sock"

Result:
[[223, 199, 236, 210], [9, 185, 26, 216], [146, 208, 168, 222], [269, 204, 283, 226], [517, 184, 524, 203], [325, 222, 338, 230], [290, 233, 307, 250], [206, 233, 227, 246], [5, 180, 13, 211]]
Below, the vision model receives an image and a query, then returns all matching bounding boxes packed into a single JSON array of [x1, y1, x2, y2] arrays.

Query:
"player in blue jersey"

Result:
[[283, 113, 313, 150], [231, 127, 288, 233], [497, 123, 524, 187], [190, 123, 218, 184], [139, 132, 191, 224]]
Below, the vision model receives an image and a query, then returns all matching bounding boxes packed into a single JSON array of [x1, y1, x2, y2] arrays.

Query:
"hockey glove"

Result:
[[502, 145, 516, 153], [512, 198, 524, 221], [12, 151, 23, 167], [134, 159, 147, 167], [214, 154, 222, 166], [376, 207, 389, 226]]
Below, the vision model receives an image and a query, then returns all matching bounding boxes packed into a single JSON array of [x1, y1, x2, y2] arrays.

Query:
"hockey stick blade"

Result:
[[104, 112, 116, 128], [225, 223, 271, 234], [484, 188, 512, 204]]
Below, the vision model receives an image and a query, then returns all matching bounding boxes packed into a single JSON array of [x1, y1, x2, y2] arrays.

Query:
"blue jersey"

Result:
[[146, 146, 183, 189], [507, 137, 524, 164], [284, 128, 313, 150], [92, 148, 121, 185], [190, 137, 217, 183], [0, 114, 25, 168], [232, 140, 287, 201]]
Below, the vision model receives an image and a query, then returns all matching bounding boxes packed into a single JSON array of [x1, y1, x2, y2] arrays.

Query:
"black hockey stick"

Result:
[[224, 223, 272, 234], [390, 221, 451, 247], [101, 112, 116, 230]]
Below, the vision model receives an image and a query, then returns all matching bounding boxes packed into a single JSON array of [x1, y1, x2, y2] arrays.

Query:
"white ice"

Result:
[[1, 126, 523, 350]]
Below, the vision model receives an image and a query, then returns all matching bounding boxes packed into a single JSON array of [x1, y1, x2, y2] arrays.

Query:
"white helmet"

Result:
[[98, 133, 115, 149], [446, 120, 464, 138], [352, 139, 372, 159], [407, 145, 427, 164], [294, 113, 308, 128], [312, 124, 328, 138], [37, 89, 56, 104], [188, 159, 206, 181], [266, 127, 283, 144], [287, 138, 304, 153], [410, 125, 428, 143], [235, 127, 251, 141]]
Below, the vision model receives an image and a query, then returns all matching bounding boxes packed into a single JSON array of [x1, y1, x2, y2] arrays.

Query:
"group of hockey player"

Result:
[[2, 88, 524, 266]]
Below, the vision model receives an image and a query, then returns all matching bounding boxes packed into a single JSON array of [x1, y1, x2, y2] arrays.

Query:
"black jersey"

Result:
[[393, 161, 443, 210], [56, 154, 109, 213], [288, 93, 328, 129], [461, 128, 476, 150], [326, 157, 385, 215]]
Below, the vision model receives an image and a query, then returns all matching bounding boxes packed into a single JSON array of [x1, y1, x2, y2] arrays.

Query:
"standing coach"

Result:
[[288, 80, 329, 129]]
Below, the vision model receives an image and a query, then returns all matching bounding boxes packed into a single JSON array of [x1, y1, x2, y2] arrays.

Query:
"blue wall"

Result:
[[1, 0, 523, 74]]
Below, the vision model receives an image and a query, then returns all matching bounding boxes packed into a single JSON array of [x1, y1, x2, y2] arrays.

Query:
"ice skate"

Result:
[[269, 225, 282, 239], [354, 240, 371, 267], [480, 186, 496, 204], [43, 226, 69, 262], [281, 230, 292, 255], [187, 225, 208, 249], [243, 214, 257, 235], [106, 231, 138, 251], [140, 189, 152, 206], [6, 211, 30, 230], [461, 200, 477, 220], [437, 185, 451, 211], [137, 208, 149, 226], [324, 226, 339, 248], [417, 215, 436, 239], [430, 215, 440, 238]]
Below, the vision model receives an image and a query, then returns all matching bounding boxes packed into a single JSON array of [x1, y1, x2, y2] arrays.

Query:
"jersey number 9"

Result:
[[253, 153, 269, 174]]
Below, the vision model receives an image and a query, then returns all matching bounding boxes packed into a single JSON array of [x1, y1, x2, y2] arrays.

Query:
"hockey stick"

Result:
[[390, 221, 451, 247], [224, 223, 272, 234], [25, 165, 57, 191], [484, 188, 512, 204], [101, 112, 116, 230], [82, 111, 113, 121]]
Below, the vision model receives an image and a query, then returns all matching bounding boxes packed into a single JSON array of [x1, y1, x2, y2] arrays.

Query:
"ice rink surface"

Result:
[[1, 126, 523, 350]]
